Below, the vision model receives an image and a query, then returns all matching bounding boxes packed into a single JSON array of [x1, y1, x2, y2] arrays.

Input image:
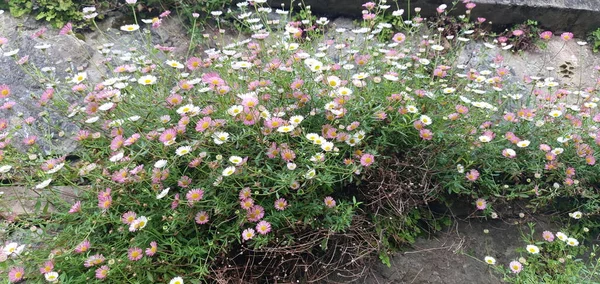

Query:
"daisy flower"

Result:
[[195, 211, 209, 224], [542, 231, 554, 242], [242, 228, 256, 241], [166, 60, 184, 69], [465, 169, 479, 181], [138, 75, 157, 85], [324, 196, 336, 208], [256, 220, 271, 235], [8, 267, 25, 283], [566, 238, 579, 246], [145, 241, 158, 256], [39, 260, 54, 274], [475, 198, 487, 210], [359, 153, 374, 167], [556, 232, 568, 242], [120, 24, 140, 32], [274, 198, 288, 211], [526, 244, 540, 254], [122, 211, 137, 224], [95, 265, 109, 279], [516, 140, 531, 148], [176, 146, 192, 156], [74, 239, 91, 253], [128, 247, 143, 261], [71, 72, 87, 84], [222, 166, 236, 177], [569, 211, 583, 219], [509, 260, 522, 273], [45, 271, 59, 282], [186, 188, 204, 203], [213, 132, 230, 144], [484, 256, 496, 265]]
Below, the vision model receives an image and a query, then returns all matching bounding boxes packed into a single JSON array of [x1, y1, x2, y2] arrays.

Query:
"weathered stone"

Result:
[[0, 186, 79, 216], [265, 0, 600, 36], [457, 37, 600, 90], [0, 11, 191, 156]]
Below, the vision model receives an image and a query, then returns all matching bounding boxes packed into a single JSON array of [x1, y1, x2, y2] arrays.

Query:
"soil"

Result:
[[363, 209, 558, 284]]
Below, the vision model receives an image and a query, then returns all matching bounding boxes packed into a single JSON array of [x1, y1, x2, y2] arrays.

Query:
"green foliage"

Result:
[[497, 222, 600, 283], [589, 28, 600, 53], [7, 0, 93, 28]]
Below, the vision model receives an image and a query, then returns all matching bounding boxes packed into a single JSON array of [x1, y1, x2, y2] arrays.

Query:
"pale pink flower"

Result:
[[360, 154, 375, 167], [145, 241, 158, 256], [324, 196, 336, 208], [8, 267, 25, 283], [543, 231, 555, 242], [195, 211, 209, 224], [274, 198, 288, 211], [475, 198, 487, 210], [242, 228, 255, 241], [68, 201, 81, 214], [74, 239, 91, 253], [509, 260, 522, 273], [95, 265, 109, 279], [561, 32, 574, 41], [256, 221, 271, 235], [128, 247, 143, 261], [466, 169, 480, 182]]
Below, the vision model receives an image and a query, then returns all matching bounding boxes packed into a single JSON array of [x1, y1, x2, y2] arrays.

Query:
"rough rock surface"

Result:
[[0, 11, 190, 156], [458, 37, 600, 90], [266, 0, 600, 36]]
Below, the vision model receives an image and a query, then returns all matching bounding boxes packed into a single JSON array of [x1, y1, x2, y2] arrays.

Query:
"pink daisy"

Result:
[[195, 211, 210, 224], [466, 169, 480, 182], [178, 176, 192, 188], [360, 154, 375, 167], [240, 198, 254, 210], [74, 239, 91, 253], [68, 201, 81, 214], [274, 198, 288, 211], [0, 84, 11, 98], [509, 260, 522, 273], [84, 254, 105, 267], [121, 211, 137, 225], [256, 221, 272, 235], [392, 32, 406, 43], [542, 231, 555, 242], [186, 189, 205, 204], [39, 260, 54, 274], [59, 22, 73, 35], [419, 129, 433, 140], [242, 228, 255, 241], [95, 265, 110, 279], [475, 198, 487, 210], [145, 241, 158, 256], [324, 196, 336, 208], [128, 247, 143, 261], [247, 205, 265, 222], [8, 267, 25, 283], [239, 187, 252, 200]]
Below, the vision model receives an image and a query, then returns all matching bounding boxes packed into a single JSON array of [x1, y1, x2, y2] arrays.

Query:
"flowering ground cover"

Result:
[[0, 1, 599, 283]]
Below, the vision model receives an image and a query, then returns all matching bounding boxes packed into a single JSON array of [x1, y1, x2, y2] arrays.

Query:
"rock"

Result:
[[457, 37, 600, 91], [0, 13, 92, 155], [261, 0, 600, 36], [0, 10, 191, 156], [0, 186, 79, 216]]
